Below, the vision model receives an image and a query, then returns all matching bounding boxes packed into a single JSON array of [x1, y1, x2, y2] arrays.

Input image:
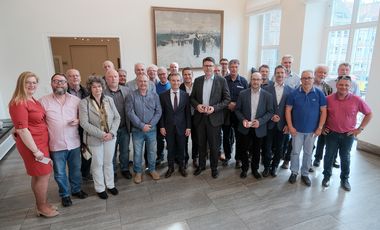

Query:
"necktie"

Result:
[[173, 91, 178, 111]]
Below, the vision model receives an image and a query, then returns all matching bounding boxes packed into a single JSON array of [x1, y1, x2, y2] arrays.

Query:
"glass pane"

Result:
[[262, 10, 281, 46], [357, 0, 380, 23], [326, 30, 350, 74], [331, 0, 354, 26], [261, 48, 279, 72], [350, 27, 377, 95]]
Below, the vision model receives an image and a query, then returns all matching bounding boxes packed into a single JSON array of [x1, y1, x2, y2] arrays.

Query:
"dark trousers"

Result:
[[222, 112, 242, 161], [166, 128, 186, 168], [156, 128, 165, 160], [264, 127, 285, 168], [323, 132, 354, 180], [240, 128, 262, 172], [282, 134, 292, 161], [314, 135, 326, 161], [81, 152, 92, 178], [196, 116, 221, 170], [185, 115, 198, 160]]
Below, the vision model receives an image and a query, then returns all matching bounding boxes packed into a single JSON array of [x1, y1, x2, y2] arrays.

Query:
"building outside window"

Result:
[[325, 0, 380, 96], [260, 10, 281, 73]]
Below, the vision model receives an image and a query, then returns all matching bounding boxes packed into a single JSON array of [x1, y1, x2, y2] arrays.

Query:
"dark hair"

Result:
[[219, 58, 228, 64], [182, 67, 192, 75], [250, 67, 258, 74], [51, 73, 67, 81], [203, 57, 215, 65], [86, 75, 106, 92], [259, 64, 270, 71], [337, 75, 352, 81], [274, 65, 286, 73]]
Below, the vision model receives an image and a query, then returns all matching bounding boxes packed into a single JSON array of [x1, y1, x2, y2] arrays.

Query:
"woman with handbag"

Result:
[[79, 76, 120, 199]]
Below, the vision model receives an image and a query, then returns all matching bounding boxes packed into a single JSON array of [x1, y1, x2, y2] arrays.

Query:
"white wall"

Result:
[[0, 0, 247, 118]]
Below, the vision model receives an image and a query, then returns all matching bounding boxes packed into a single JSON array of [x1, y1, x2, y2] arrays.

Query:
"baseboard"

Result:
[[357, 140, 380, 156]]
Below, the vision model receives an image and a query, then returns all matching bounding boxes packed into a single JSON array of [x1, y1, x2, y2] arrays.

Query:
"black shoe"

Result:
[[270, 167, 278, 177], [184, 162, 188, 170], [288, 173, 297, 184], [262, 168, 270, 177], [281, 160, 289, 169], [193, 167, 204, 176], [97, 191, 108, 199], [156, 159, 162, 166], [235, 160, 242, 169], [222, 159, 229, 166], [341, 180, 351, 191], [72, 190, 88, 199], [82, 175, 93, 182], [61, 196, 72, 207], [192, 159, 199, 168], [114, 173, 118, 182], [333, 161, 340, 168], [322, 177, 330, 187], [121, 170, 132, 179], [252, 170, 262, 180], [240, 171, 247, 178], [309, 168, 314, 173], [165, 167, 175, 178], [107, 187, 119, 195], [313, 160, 320, 167], [211, 169, 219, 179], [301, 175, 311, 187], [179, 167, 188, 177]]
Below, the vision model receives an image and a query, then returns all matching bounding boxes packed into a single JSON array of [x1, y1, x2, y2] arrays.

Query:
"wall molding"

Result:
[[357, 140, 380, 156]]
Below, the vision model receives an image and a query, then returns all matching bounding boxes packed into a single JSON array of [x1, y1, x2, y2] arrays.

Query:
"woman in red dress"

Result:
[[9, 71, 59, 218]]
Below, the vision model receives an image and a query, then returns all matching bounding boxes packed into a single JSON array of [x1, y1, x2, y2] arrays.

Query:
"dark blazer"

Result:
[[159, 89, 191, 134], [263, 82, 293, 131], [235, 88, 274, 137], [104, 85, 131, 132], [190, 75, 231, 127]]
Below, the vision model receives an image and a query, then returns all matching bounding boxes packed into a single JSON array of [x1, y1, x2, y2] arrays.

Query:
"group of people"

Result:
[[8, 55, 372, 218]]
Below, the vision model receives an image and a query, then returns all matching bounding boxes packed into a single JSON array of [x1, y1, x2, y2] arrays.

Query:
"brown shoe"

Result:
[[134, 173, 142, 184], [150, 171, 160, 180]]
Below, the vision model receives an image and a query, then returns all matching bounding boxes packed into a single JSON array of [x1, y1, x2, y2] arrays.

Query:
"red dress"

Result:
[[9, 99, 52, 176]]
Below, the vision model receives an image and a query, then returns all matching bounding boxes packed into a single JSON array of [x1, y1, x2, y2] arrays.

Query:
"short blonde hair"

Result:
[[9, 71, 39, 106]]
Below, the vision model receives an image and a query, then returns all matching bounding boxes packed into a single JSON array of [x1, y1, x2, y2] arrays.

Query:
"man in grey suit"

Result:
[[104, 69, 132, 180], [262, 65, 292, 177], [235, 72, 274, 179], [190, 57, 231, 178]]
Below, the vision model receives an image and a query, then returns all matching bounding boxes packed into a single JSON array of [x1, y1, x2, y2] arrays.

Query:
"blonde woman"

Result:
[[9, 71, 59, 217], [79, 76, 120, 199]]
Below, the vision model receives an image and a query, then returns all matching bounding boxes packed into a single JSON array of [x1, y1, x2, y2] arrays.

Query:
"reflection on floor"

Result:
[[1, 144, 380, 230]]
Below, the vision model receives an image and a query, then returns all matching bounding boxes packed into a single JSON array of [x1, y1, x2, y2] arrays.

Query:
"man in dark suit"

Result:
[[262, 65, 292, 177], [159, 73, 191, 178], [235, 72, 274, 179], [190, 57, 231, 178]]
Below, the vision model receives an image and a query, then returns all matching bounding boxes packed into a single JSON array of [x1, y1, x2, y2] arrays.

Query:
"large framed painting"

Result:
[[152, 7, 224, 69]]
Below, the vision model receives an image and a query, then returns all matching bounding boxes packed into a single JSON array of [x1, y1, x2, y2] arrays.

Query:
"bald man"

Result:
[[103, 60, 115, 73]]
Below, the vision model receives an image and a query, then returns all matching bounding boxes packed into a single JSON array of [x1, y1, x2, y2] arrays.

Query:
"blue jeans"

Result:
[[132, 127, 157, 173], [323, 131, 354, 180], [290, 132, 316, 176], [113, 127, 130, 172], [50, 147, 82, 198]]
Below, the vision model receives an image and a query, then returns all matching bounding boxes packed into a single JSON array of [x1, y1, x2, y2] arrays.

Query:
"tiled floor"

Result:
[[1, 143, 380, 230]]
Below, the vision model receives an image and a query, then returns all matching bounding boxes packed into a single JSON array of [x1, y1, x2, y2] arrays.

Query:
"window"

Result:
[[325, 0, 380, 96], [259, 10, 281, 72]]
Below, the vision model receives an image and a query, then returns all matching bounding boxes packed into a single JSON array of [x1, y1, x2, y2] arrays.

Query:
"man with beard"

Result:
[[40, 73, 88, 207]]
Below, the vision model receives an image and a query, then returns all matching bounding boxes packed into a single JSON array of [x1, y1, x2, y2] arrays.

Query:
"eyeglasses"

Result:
[[52, 79, 67, 84], [337, 75, 351, 81], [301, 77, 313, 81]]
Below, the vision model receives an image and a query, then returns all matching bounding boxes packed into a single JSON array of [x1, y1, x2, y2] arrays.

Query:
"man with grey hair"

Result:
[[147, 64, 159, 84], [104, 69, 132, 180], [117, 69, 127, 86], [286, 70, 327, 187], [169, 62, 179, 75], [40, 73, 88, 207], [126, 63, 156, 92], [103, 60, 115, 73]]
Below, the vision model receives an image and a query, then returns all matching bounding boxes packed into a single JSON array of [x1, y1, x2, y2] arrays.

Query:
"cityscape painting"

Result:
[[152, 7, 224, 69]]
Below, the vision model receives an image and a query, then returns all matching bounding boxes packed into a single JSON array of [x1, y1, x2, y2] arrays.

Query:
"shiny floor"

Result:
[[1, 143, 380, 230]]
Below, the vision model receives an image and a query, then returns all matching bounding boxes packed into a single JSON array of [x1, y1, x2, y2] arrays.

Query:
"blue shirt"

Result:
[[156, 81, 171, 95], [126, 89, 162, 130], [286, 86, 326, 133], [225, 75, 248, 102]]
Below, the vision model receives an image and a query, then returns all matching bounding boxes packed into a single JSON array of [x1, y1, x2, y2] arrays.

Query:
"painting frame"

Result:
[[152, 7, 224, 69]]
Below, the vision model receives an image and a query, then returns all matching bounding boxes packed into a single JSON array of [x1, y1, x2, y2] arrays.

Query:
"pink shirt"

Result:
[[39, 93, 81, 151], [326, 93, 371, 133]]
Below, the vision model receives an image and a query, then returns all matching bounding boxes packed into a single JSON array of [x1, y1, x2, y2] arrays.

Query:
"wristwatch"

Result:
[[359, 127, 364, 131]]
